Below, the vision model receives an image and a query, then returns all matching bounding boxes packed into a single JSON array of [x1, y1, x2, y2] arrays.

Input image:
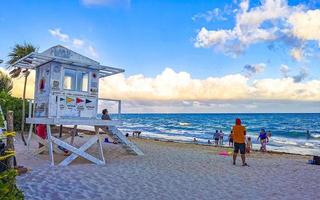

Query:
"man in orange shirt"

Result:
[[232, 118, 248, 166]]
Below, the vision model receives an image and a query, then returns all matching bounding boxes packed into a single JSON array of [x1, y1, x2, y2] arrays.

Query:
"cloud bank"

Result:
[[9, 67, 319, 102], [98, 68, 319, 101]]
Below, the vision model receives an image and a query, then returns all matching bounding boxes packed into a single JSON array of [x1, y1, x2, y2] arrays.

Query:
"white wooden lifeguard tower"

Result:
[[10, 45, 143, 166]]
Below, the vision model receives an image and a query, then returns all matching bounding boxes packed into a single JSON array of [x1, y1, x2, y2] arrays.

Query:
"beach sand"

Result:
[[15, 132, 320, 200]]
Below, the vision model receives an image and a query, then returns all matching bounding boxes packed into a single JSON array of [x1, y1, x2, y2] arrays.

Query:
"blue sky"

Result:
[[0, 0, 319, 113]]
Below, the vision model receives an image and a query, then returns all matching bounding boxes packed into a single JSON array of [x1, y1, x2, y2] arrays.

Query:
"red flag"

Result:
[[76, 98, 84, 104]]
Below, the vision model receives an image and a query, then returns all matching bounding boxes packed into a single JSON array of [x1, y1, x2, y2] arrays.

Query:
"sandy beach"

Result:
[[13, 131, 320, 200]]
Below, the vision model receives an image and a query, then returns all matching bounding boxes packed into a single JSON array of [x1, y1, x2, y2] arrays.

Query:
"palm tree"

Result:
[[7, 43, 37, 145], [0, 70, 13, 94]]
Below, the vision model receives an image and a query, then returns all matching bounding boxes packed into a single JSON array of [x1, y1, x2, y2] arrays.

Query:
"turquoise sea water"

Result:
[[110, 113, 320, 155]]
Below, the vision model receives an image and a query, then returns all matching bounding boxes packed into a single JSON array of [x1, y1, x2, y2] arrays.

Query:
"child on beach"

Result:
[[214, 130, 220, 146], [228, 131, 234, 147], [257, 129, 269, 152], [219, 130, 224, 145], [246, 137, 252, 153], [267, 130, 272, 138]]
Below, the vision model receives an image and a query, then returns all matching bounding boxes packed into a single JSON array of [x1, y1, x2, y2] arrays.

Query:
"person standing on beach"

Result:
[[219, 130, 224, 145], [214, 130, 220, 146], [257, 129, 268, 152], [232, 118, 248, 166], [228, 130, 234, 147]]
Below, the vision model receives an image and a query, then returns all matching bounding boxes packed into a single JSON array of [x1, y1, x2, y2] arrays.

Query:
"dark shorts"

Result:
[[234, 143, 245, 154]]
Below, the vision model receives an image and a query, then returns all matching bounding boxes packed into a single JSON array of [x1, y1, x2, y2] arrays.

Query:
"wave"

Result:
[[272, 139, 298, 146], [178, 122, 191, 126], [311, 133, 320, 139]]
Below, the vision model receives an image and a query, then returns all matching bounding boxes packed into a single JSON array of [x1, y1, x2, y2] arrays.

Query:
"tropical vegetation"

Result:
[[7, 43, 37, 145], [0, 71, 13, 94], [0, 91, 25, 131], [0, 169, 24, 200]]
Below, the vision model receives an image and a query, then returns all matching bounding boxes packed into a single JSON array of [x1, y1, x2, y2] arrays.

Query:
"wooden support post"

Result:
[[95, 126, 105, 164], [27, 123, 34, 150], [59, 125, 63, 138], [46, 124, 54, 166], [6, 111, 14, 169]]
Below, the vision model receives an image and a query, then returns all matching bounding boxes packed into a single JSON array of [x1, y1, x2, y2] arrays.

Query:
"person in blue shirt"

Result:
[[257, 129, 268, 152]]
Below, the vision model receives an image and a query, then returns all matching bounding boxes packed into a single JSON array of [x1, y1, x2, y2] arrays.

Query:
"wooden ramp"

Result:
[[108, 126, 144, 156]]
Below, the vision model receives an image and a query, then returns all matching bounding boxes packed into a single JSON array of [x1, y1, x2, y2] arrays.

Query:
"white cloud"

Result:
[[8, 67, 320, 113], [194, 0, 320, 59], [96, 67, 319, 101], [192, 8, 228, 22], [73, 38, 85, 47], [292, 67, 308, 83], [195, 27, 234, 48], [99, 68, 252, 101], [49, 28, 70, 42], [290, 48, 304, 61], [239, 0, 249, 12], [88, 45, 98, 58], [280, 64, 290, 77], [279, 65, 308, 82], [243, 63, 266, 77], [195, 0, 287, 56], [48, 28, 99, 59], [288, 9, 320, 41]]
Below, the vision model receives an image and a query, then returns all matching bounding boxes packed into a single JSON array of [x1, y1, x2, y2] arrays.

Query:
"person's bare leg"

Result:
[[233, 153, 237, 165], [241, 154, 246, 165], [70, 125, 77, 145]]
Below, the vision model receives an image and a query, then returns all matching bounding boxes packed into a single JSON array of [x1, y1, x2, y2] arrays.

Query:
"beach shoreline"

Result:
[[15, 128, 320, 200], [60, 126, 317, 157]]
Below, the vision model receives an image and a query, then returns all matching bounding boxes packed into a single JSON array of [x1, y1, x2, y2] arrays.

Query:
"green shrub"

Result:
[[0, 169, 24, 200], [0, 91, 28, 131]]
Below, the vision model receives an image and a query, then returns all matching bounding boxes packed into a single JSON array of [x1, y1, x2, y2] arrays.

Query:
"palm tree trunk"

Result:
[[20, 74, 28, 146]]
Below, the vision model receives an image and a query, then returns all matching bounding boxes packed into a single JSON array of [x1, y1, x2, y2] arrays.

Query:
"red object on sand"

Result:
[[218, 151, 229, 156], [36, 124, 47, 139]]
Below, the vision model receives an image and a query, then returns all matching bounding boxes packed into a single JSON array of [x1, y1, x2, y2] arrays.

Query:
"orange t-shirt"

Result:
[[232, 125, 246, 143]]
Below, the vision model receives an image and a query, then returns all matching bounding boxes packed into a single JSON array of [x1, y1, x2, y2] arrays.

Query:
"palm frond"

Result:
[[7, 42, 38, 65], [9, 68, 21, 78]]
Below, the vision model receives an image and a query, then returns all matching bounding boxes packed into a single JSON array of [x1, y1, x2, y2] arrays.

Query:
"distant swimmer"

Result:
[[306, 130, 311, 140]]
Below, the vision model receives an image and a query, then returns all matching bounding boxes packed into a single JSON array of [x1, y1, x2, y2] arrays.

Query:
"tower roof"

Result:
[[9, 45, 124, 77]]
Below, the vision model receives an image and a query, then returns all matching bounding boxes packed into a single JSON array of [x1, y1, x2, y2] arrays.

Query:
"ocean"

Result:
[[109, 113, 320, 155]]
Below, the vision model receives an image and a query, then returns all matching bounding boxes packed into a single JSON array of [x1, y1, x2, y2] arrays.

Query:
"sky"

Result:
[[0, 0, 319, 113]]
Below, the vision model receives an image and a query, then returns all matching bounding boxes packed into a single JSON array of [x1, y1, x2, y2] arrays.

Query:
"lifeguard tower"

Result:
[[10, 45, 143, 166]]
